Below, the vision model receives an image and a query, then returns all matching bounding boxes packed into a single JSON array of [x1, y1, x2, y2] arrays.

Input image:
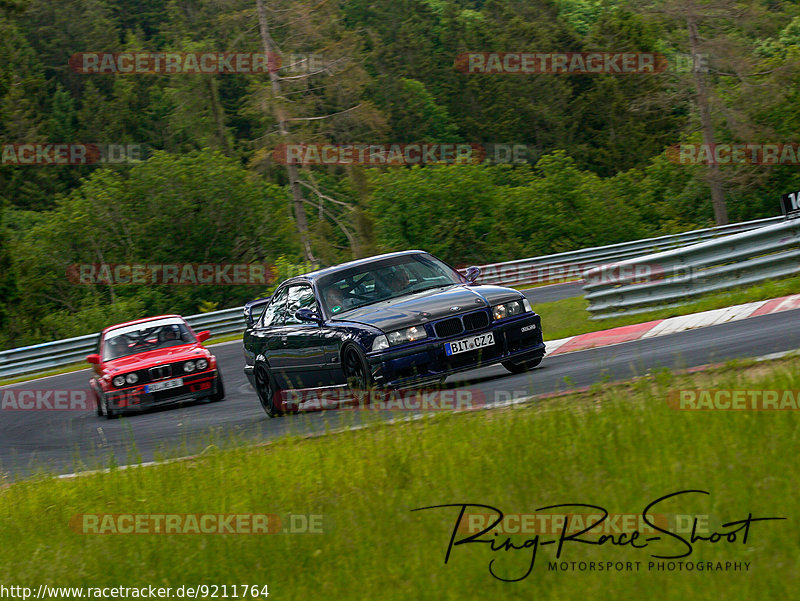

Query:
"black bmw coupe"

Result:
[[242, 250, 545, 416]]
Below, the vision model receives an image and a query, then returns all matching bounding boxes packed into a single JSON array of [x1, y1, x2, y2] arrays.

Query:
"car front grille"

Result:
[[433, 310, 490, 338], [463, 311, 490, 332], [434, 318, 464, 338], [148, 365, 172, 381]]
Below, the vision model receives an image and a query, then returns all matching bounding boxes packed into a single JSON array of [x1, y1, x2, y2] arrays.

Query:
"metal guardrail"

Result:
[[474, 216, 783, 287], [0, 216, 785, 379], [583, 219, 800, 319]]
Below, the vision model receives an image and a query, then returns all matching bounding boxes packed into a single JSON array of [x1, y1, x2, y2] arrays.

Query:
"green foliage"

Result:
[[1, 0, 799, 346], [368, 165, 498, 264], [0, 202, 17, 335], [262, 255, 317, 297], [3, 150, 299, 346], [496, 152, 649, 256], [556, 0, 621, 35], [378, 78, 460, 143], [368, 151, 692, 265]]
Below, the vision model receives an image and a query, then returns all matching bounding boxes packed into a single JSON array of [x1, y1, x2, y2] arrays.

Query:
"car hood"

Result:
[[332, 284, 524, 332], [102, 344, 210, 374]]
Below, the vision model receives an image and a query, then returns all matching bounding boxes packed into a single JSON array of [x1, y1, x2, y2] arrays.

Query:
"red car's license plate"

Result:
[[145, 378, 183, 393]]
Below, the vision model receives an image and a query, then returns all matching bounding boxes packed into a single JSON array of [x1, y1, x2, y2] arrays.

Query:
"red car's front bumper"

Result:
[[103, 369, 221, 412]]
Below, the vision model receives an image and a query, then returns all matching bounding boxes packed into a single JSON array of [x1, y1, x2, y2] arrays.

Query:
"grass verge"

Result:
[[1, 355, 798, 599], [536, 273, 800, 340]]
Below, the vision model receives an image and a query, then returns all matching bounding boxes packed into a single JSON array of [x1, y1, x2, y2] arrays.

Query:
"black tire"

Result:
[[103, 395, 120, 420], [93, 386, 103, 417], [342, 344, 373, 403], [210, 372, 226, 402], [502, 357, 543, 374], [254, 363, 284, 418]]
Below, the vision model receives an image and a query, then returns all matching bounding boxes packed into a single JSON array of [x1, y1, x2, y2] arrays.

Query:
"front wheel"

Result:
[[342, 344, 373, 391], [210, 372, 226, 402], [502, 357, 543, 374], [93, 385, 103, 417], [103, 395, 120, 420], [254, 364, 283, 418]]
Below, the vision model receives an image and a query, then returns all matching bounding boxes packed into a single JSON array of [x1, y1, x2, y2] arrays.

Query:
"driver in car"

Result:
[[161, 326, 180, 343], [387, 268, 410, 293], [325, 285, 355, 314], [105, 336, 124, 359]]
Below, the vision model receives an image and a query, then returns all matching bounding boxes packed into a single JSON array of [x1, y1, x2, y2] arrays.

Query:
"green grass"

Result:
[[536, 273, 800, 340], [1, 356, 798, 599]]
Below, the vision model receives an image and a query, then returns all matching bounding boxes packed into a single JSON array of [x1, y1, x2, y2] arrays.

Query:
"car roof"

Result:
[[282, 250, 429, 287], [101, 314, 184, 336]]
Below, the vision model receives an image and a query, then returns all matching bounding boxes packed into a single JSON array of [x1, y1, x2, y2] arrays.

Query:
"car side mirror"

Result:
[[243, 296, 272, 327], [86, 353, 101, 364], [197, 330, 211, 343], [465, 266, 481, 284], [295, 308, 322, 324]]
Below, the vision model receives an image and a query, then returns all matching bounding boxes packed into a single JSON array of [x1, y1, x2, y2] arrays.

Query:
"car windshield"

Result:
[[102, 319, 196, 360], [318, 253, 463, 316]]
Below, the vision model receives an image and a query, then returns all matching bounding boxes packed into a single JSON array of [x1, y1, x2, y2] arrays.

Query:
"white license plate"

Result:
[[445, 332, 495, 356], [145, 378, 183, 393]]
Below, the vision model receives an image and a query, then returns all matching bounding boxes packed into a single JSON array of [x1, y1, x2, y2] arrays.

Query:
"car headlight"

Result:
[[183, 361, 196, 373], [372, 335, 389, 351], [387, 325, 428, 346], [125, 373, 138, 384], [196, 358, 208, 370], [112, 375, 126, 387], [492, 300, 525, 321], [523, 298, 533, 313]]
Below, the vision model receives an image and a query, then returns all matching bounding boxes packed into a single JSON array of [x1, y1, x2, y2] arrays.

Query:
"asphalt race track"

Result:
[[2, 308, 799, 480]]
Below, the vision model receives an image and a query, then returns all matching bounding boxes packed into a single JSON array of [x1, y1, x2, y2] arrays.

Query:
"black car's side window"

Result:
[[284, 285, 318, 325], [261, 287, 289, 328]]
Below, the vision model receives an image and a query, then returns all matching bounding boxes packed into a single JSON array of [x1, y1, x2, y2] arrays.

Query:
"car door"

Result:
[[248, 286, 290, 385], [280, 284, 332, 388]]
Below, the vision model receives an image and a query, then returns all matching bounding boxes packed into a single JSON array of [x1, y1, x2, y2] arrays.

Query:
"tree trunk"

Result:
[[687, 13, 728, 225], [206, 78, 231, 156], [255, 0, 316, 262]]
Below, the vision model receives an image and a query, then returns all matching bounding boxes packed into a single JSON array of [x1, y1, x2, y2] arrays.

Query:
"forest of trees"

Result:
[[1, 0, 799, 348]]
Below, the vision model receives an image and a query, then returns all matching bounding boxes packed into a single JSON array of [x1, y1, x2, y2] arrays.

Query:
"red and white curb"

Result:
[[545, 293, 800, 356]]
